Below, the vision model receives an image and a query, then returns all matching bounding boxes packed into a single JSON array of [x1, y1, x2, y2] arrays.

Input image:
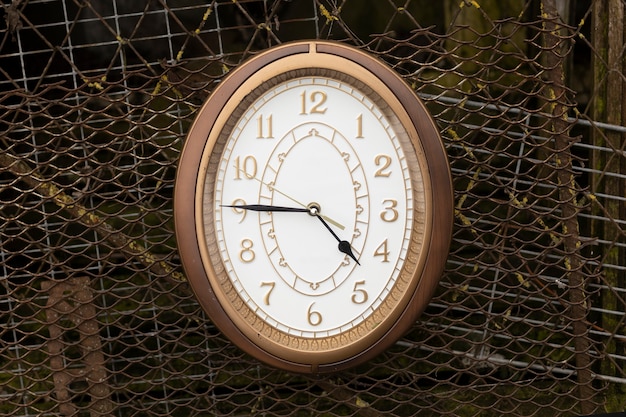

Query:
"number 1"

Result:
[[356, 114, 364, 138]]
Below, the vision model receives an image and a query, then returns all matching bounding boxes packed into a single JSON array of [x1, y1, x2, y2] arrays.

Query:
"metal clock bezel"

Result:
[[174, 41, 453, 374]]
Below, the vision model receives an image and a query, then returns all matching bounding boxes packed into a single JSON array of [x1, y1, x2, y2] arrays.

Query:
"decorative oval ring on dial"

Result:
[[259, 121, 369, 296], [174, 41, 454, 374]]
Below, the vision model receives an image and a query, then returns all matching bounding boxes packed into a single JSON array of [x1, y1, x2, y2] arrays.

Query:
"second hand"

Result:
[[237, 167, 345, 231]]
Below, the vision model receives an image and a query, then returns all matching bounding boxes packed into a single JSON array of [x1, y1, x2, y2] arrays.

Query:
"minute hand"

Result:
[[221, 204, 309, 213]]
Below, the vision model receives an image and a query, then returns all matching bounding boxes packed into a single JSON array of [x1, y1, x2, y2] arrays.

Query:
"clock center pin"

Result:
[[306, 202, 321, 216]]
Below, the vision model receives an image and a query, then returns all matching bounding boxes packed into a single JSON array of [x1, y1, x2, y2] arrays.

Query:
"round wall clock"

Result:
[[175, 41, 453, 374]]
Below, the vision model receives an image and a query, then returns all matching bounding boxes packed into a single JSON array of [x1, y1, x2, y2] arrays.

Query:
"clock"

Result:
[[174, 41, 453, 374]]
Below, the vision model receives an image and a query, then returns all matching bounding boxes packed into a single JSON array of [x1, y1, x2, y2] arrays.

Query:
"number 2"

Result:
[[374, 154, 392, 177]]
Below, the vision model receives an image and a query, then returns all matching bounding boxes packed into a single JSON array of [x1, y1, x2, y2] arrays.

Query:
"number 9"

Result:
[[230, 198, 247, 223]]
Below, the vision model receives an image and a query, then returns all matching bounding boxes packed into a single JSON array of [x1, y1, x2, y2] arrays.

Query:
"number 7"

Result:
[[260, 281, 275, 305]]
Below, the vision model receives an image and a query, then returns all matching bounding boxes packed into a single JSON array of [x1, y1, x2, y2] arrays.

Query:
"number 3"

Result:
[[380, 199, 399, 222]]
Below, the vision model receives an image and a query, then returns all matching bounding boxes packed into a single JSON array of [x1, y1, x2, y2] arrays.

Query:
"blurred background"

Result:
[[1, 1, 625, 415]]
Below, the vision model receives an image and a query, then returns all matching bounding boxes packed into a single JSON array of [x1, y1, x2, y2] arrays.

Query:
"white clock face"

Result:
[[207, 75, 422, 338], [178, 41, 451, 373]]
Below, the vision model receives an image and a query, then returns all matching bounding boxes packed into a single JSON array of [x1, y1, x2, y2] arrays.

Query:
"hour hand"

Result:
[[315, 214, 360, 266], [221, 204, 309, 213]]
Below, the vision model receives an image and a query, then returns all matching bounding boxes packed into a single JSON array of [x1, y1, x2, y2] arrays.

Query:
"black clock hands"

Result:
[[222, 204, 309, 213], [313, 212, 360, 265], [223, 203, 360, 265]]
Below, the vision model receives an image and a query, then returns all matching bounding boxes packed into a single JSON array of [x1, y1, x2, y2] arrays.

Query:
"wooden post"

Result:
[[542, 1, 595, 414], [592, 0, 626, 405]]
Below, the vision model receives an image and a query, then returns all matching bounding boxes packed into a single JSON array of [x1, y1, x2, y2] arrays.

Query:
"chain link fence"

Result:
[[1, 0, 625, 415]]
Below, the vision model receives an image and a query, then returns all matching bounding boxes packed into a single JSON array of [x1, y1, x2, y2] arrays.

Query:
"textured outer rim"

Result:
[[174, 41, 453, 374]]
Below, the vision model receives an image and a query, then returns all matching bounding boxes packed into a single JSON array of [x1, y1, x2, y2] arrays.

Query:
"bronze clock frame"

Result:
[[174, 41, 453, 374]]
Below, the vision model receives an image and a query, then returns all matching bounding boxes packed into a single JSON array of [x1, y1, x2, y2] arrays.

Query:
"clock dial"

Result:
[[258, 122, 367, 295], [211, 74, 416, 338], [175, 41, 453, 373]]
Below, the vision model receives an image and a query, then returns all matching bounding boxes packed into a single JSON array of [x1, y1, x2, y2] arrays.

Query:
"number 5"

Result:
[[351, 281, 368, 304]]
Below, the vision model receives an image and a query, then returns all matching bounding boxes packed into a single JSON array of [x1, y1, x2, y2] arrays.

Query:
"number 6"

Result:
[[307, 303, 322, 326]]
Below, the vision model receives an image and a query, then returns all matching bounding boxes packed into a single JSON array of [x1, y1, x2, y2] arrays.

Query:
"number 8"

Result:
[[239, 238, 255, 263]]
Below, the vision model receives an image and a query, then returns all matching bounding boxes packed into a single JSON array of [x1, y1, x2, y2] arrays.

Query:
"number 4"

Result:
[[374, 239, 390, 263]]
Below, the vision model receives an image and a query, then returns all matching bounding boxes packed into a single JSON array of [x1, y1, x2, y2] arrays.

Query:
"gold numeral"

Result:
[[256, 114, 273, 138], [351, 280, 368, 304], [230, 198, 247, 223], [307, 303, 322, 326], [373, 239, 390, 262], [260, 281, 275, 305], [380, 199, 399, 222], [234, 155, 257, 180], [300, 90, 327, 115], [374, 154, 392, 177], [239, 238, 255, 263], [356, 114, 364, 138]]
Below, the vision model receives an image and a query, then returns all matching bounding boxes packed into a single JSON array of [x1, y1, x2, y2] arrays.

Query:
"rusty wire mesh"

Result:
[[1, 0, 625, 415]]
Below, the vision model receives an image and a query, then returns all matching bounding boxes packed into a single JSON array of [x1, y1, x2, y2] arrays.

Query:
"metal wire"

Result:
[[1, 0, 625, 416]]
